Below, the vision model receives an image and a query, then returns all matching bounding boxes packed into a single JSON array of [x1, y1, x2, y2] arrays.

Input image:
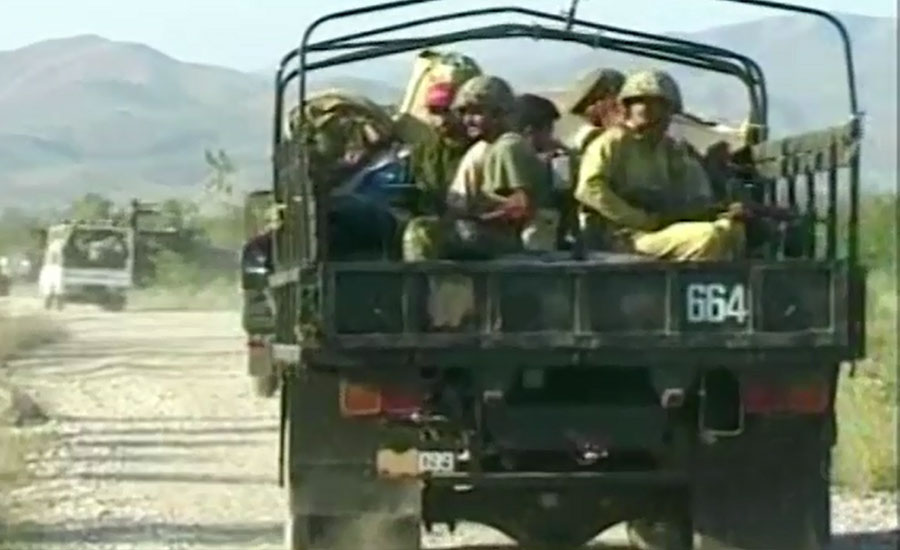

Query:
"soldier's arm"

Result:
[[574, 132, 660, 231]]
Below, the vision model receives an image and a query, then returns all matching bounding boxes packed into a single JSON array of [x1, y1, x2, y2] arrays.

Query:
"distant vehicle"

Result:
[[38, 222, 134, 311]]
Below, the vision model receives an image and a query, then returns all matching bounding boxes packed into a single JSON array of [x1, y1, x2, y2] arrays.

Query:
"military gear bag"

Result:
[[289, 90, 395, 188], [398, 49, 482, 123]]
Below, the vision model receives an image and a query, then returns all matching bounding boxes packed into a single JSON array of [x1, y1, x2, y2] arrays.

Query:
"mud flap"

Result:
[[691, 417, 830, 550]]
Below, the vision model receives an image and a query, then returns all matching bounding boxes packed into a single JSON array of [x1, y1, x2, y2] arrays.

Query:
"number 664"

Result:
[[686, 283, 749, 324]]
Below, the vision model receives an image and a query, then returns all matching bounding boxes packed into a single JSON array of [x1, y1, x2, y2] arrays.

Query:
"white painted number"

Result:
[[686, 283, 749, 324], [417, 451, 455, 473]]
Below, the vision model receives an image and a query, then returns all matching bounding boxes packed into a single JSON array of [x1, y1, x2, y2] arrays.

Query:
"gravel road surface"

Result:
[[1, 299, 896, 549]]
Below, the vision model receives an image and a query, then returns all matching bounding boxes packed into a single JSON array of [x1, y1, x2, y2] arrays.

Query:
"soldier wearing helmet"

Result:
[[573, 69, 745, 261], [406, 80, 475, 216], [403, 75, 547, 260], [561, 68, 626, 140]]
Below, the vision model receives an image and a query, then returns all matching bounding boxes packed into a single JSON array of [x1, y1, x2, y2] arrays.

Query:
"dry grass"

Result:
[[833, 269, 898, 491]]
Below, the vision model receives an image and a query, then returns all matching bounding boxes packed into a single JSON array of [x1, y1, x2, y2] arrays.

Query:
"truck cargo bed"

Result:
[[274, 258, 865, 368]]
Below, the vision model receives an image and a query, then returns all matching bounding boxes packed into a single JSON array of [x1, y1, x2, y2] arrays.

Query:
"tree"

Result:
[[158, 199, 199, 232], [69, 193, 114, 222], [203, 148, 237, 198]]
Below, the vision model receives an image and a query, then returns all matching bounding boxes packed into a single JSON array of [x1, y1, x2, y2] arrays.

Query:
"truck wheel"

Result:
[[692, 417, 831, 550], [626, 516, 694, 550], [252, 374, 278, 398], [103, 294, 127, 312], [286, 513, 419, 550], [506, 524, 599, 549]]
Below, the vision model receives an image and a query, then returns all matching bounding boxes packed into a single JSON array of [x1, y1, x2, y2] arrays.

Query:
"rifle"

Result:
[[665, 200, 801, 226]]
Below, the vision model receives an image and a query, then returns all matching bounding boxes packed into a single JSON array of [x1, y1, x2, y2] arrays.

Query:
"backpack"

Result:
[[398, 49, 482, 125], [288, 90, 396, 188]]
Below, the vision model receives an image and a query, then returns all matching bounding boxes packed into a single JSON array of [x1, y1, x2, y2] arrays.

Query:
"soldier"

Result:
[[574, 69, 745, 260], [406, 81, 474, 216], [512, 93, 570, 250], [403, 75, 545, 260], [559, 68, 626, 152]]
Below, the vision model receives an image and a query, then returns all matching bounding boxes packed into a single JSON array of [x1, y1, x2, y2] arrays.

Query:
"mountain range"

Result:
[[0, 12, 895, 208]]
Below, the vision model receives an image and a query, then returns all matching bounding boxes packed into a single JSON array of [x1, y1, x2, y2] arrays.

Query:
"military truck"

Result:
[[266, 2, 866, 549], [38, 222, 134, 311]]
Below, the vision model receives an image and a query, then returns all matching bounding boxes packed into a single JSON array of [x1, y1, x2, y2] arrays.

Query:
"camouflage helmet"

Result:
[[559, 68, 626, 115], [451, 75, 515, 113], [619, 70, 683, 113]]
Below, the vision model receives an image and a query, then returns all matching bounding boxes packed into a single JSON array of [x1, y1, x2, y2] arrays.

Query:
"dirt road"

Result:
[[2, 301, 897, 549], [3, 304, 284, 550]]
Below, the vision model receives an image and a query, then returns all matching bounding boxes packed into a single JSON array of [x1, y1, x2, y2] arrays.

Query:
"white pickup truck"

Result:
[[38, 223, 133, 311]]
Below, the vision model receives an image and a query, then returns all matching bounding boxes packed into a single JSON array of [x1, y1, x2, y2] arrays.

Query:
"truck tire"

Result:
[[252, 373, 279, 398], [690, 416, 831, 550], [284, 370, 421, 550], [502, 522, 603, 549], [626, 516, 695, 550], [101, 293, 127, 312]]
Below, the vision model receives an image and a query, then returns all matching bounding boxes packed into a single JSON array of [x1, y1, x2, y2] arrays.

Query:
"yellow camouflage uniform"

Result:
[[575, 124, 745, 261]]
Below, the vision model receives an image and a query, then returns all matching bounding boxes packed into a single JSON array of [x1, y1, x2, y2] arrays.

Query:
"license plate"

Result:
[[417, 451, 455, 473]]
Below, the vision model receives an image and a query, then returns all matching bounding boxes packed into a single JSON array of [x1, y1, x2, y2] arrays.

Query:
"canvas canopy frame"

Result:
[[271, 0, 861, 267]]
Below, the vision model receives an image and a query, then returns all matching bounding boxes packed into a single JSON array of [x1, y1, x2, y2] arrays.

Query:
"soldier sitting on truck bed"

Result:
[[511, 93, 571, 251], [574, 69, 746, 261], [403, 75, 547, 260], [559, 67, 626, 153], [405, 81, 475, 216]]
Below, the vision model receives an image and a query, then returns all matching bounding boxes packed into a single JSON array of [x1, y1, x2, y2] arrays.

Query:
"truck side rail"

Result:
[[747, 119, 863, 263]]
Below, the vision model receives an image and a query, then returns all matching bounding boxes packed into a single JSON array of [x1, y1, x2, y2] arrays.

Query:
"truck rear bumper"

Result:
[[424, 470, 688, 488], [296, 346, 855, 369]]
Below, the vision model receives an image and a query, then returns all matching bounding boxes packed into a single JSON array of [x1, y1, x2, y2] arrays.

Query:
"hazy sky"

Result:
[[1, 0, 896, 71]]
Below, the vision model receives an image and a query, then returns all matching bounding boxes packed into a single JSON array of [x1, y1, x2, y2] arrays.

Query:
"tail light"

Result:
[[339, 380, 423, 419], [340, 382, 382, 416], [742, 381, 831, 414]]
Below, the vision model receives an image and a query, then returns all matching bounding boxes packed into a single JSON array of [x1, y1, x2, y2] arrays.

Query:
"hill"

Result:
[[0, 13, 895, 207]]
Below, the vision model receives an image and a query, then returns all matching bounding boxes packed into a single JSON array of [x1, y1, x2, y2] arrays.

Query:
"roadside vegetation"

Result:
[[833, 193, 898, 491], [0, 150, 248, 313]]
